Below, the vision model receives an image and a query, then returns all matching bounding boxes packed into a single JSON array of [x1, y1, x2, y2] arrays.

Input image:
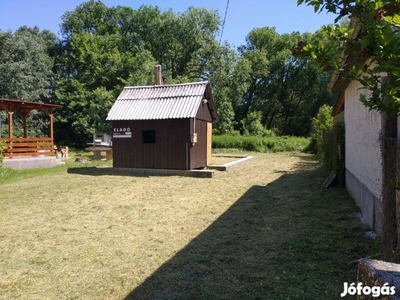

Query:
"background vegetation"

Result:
[[0, 0, 339, 146], [309, 105, 345, 186], [212, 135, 310, 153]]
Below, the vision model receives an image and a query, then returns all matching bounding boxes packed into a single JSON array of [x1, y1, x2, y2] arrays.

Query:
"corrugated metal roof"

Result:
[[107, 81, 211, 121]]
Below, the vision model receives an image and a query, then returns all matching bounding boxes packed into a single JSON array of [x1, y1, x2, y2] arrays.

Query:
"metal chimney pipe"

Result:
[[154, 65, 163, 85]]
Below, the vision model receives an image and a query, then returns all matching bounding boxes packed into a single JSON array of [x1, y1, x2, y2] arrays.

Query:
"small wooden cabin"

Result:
[[106, 81, 218, 170]]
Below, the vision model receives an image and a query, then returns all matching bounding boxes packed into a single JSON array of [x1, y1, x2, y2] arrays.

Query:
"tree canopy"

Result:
[[0, 0, 337, 146], [297, 0, 400, 115], [0, 27, 54, 101]]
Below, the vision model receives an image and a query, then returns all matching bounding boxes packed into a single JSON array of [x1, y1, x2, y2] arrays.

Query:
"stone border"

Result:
[[208, 155, 254, 171], [112, 156, 253, 178], [113, 167, 215, 178]]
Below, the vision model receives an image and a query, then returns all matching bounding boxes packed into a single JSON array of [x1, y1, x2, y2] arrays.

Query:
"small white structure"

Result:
[[91, 132, 112, 147], [85, 132, 112, 160]]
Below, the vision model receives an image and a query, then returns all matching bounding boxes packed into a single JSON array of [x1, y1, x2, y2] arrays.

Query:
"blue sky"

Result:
[[0, 0, 336, 47]]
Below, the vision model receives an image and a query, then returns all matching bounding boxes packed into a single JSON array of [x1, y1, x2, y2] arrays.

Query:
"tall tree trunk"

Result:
[[262, 104, 272, 127], [267, 106, 279, 129], [242, 82, 256, 119]]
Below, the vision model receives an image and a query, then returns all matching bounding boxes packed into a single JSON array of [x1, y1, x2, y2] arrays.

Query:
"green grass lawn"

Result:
[[0, 151, 373, 299]]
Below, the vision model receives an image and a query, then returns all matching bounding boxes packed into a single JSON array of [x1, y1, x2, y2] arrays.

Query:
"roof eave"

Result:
[[328, 17, 361, 93], [204, 83, 219, 123], [329, 16, 362, 117]]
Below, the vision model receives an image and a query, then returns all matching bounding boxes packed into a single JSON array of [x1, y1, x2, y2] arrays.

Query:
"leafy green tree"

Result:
[[310, 104, 334, 156], [16, 26, 58, 60], [0, 29, 53, 101], [0, 28, 55, 138], [297, 0, 400, 115], [202, 38, 242, 134], [236, 27, 335, 136], [241, 111, 273, 136], [55, 0, 231, 145], [61, 1, 222, 82], [60, 0, 119, 38], [126, 5, 221, 82], [55, 30, 155, 145]]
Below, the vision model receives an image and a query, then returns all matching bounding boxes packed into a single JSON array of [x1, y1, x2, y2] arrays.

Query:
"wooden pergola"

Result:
[[0, 98, 62, 158]]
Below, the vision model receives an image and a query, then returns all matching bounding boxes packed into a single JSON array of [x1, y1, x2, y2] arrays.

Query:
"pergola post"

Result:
[[18, 108, 33, 138], [7, 111, 13, 138], [23, 117, 27, 137], [49, 113, 53, 139], [43, 108, 54, 139]]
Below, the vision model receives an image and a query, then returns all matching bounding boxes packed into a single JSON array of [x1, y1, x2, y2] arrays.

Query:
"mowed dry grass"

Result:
[[0, 153, 302, 299], [0, 152, 371, 299]]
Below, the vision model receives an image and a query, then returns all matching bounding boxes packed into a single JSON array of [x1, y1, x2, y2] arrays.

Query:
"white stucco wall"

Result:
[[345, 80, 382, 200]]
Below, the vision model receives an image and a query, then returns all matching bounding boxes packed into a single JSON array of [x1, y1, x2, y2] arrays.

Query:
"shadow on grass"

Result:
[[68, 167, 115, 176], [124, 159, 373, 300], [67, 167, 149, 177]]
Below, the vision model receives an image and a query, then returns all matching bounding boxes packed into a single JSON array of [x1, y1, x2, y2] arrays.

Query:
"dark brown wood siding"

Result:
[[196, 99, 213, 122], [189, 118, 208, 169], [112, 119, 191, 170]]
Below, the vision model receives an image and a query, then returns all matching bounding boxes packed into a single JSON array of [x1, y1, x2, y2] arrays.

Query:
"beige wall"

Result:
[[345, 80, 383, 200]]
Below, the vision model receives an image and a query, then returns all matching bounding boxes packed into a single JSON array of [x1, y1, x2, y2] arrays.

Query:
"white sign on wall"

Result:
[[113, 127, 131, 138]]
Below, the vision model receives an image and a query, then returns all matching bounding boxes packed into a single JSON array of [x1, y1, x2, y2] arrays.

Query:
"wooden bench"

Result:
[[85, 146, 113, 160]]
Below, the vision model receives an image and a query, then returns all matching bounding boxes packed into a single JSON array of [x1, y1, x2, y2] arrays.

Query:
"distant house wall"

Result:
[[344, 80, 383, 232]]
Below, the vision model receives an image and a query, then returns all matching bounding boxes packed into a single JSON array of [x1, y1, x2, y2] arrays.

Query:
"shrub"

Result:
[[212, 135, 310, 153], [240, 111, 276, 137], [0, 140, 7, 166], [310, 105, 334, 157], [322, 123, 345, 186], [311, 105, 345, 186]]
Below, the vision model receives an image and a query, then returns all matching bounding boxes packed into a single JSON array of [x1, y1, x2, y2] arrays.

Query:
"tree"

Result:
[[236, 27, 335, 136], [0, 28, 55, 138], [60, 0, 119, 38], [310, 104, 334, 157], [0, 29, 53, 101], [206, 42, 239, 134], [125, 5, 221, 82], [55, 0, 232, 145], [241, 111, 271, 136], [16, 26, 59, 60], [296, 0, 400, 115], [55, 31, 156, 145]]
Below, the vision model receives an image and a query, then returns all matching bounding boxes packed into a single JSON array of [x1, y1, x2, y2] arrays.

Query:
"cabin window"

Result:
[[142, 130, 156, 144]]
